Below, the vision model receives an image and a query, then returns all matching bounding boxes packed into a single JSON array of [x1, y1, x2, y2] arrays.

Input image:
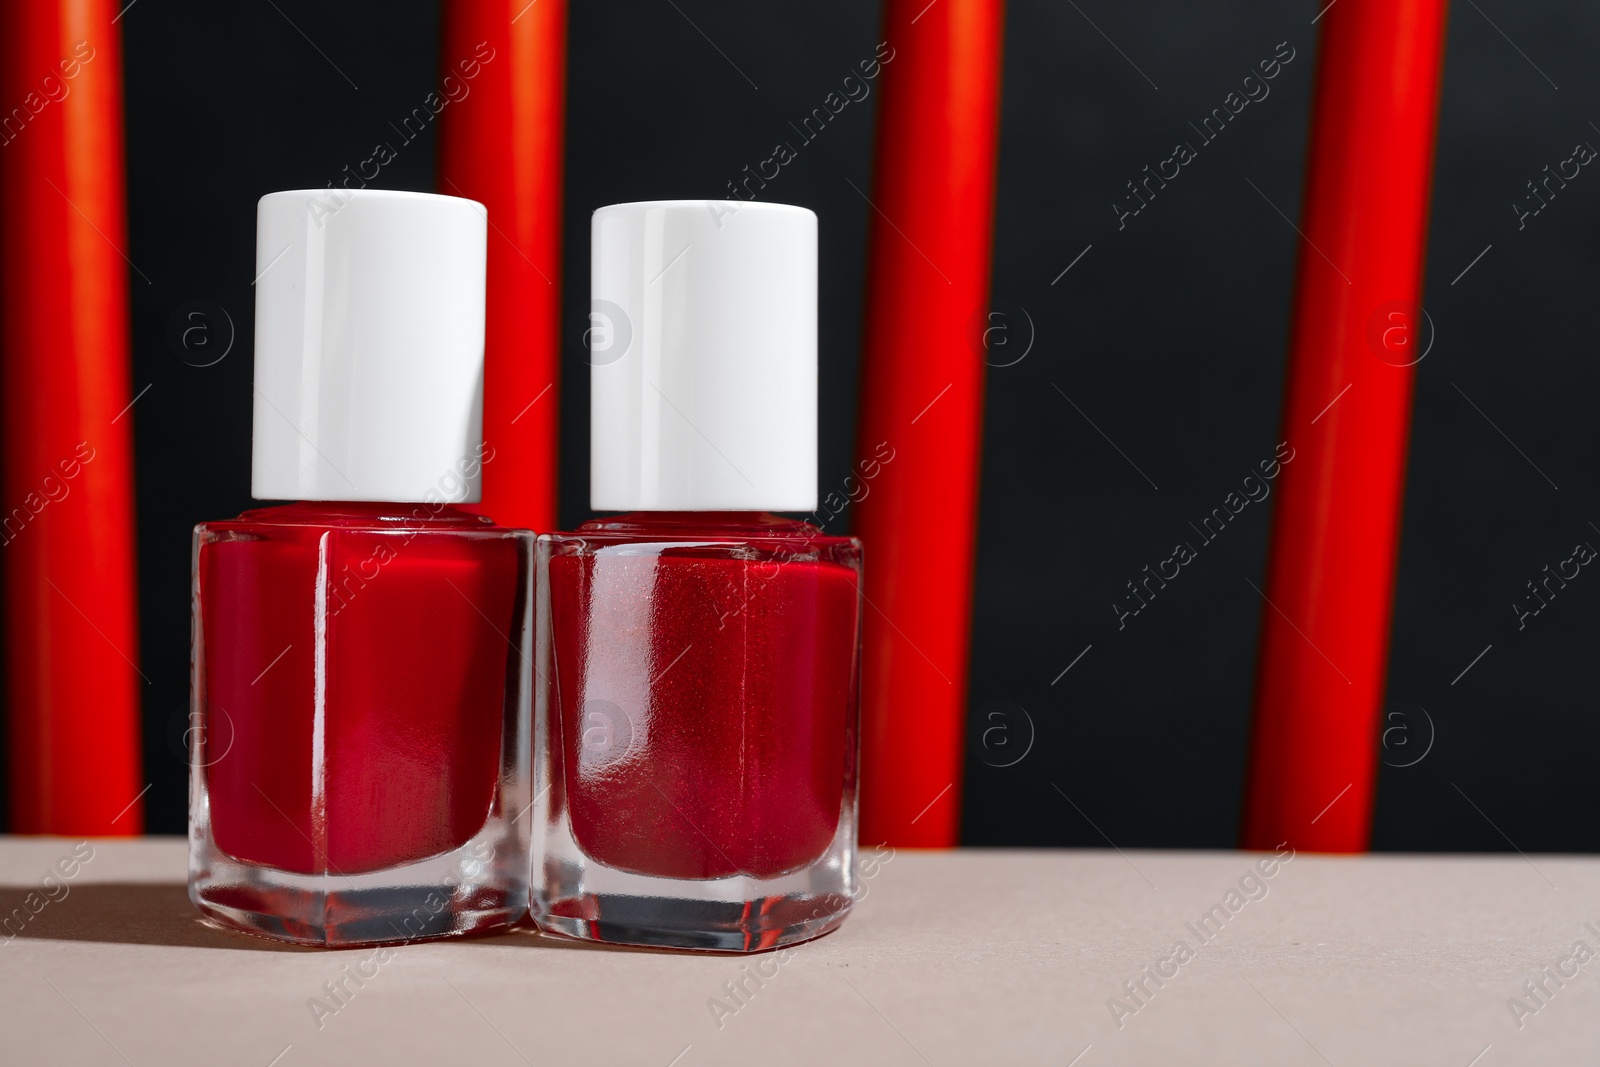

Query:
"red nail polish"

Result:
[[190, 190, 532, 947], [534, 201, 862, 951]]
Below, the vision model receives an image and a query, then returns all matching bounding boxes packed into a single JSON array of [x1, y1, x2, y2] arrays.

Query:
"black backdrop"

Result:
[[16, 0, 1595, 850]]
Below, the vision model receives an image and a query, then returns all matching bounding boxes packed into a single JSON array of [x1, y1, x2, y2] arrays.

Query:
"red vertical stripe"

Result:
[[855, 0, 1005, 848], [1242, 0, 1449, 852], [2, 0, 144, 834], [437, 0, 566, 533]]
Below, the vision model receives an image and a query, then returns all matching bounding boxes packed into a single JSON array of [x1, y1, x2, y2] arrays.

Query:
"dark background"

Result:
[[22, 0, 1594, 849]]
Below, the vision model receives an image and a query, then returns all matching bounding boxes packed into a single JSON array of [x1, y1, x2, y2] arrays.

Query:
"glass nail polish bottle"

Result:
[[533, 200, 862, 951], [190, 190, 533, 947]]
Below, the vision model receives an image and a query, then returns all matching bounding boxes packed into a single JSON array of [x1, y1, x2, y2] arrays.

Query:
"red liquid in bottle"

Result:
[[197, 503, 524, 876], [545, 513, 860, 881]]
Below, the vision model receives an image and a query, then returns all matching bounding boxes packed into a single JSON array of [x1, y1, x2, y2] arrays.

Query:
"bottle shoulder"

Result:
[[198, 502, 524, 531], [195, 502, 532, 540], [538, 512, 860, 565]]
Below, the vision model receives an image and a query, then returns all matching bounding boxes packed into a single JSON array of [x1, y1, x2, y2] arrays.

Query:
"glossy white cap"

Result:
[[251, 189, 489, 503], [590, 200, 817, 511]]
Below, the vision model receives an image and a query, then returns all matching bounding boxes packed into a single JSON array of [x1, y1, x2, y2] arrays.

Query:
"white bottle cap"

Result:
[[251, 189, 489, 503], [590, 200, 818, 512]]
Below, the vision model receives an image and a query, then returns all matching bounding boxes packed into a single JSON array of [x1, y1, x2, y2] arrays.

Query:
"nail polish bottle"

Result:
[[190, 190, 533, 947], [533, 200, 862, 951]]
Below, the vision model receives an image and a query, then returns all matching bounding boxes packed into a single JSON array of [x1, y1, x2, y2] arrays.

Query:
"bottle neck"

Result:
[[578, 511, 818, 536], [237, 500, 497, 528]]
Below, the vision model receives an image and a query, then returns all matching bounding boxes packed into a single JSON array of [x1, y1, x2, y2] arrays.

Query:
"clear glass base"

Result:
[[536, 892, 851, 952], [190, 814, 527, 948], [532, 817, 856, 953]]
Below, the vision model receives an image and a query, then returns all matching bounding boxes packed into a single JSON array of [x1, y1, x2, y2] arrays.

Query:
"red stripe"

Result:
[[1242, 0, 1449, 853], [855, 0, 1006, 848], [2, 0, 144, 834], [437, 0, 567, 533]]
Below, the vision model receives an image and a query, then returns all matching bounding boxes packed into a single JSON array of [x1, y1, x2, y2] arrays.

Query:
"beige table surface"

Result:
[[0, 837, 1595, 1065]]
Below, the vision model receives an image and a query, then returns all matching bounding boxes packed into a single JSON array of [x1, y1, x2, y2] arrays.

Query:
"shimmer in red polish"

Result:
[[545, 513, 860, 881]]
